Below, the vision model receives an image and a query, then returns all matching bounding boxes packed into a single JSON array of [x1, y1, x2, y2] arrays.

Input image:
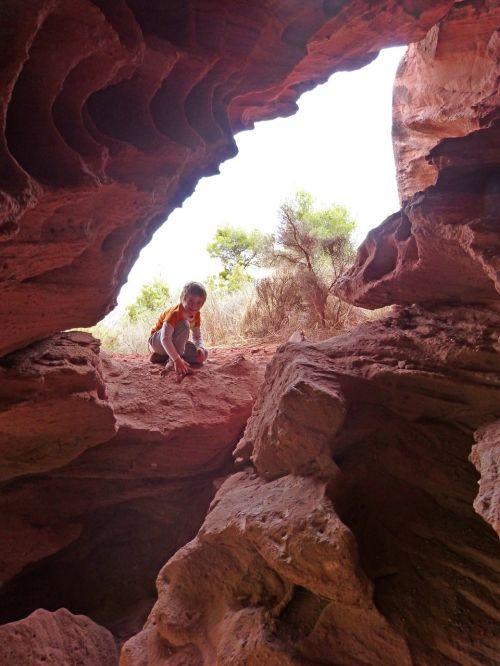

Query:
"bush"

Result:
[[126, 277, 170, 322], [242, 272, 303, 336]]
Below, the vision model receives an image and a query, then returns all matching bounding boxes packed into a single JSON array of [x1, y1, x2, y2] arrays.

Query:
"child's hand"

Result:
[[174, 356, 191, 377]]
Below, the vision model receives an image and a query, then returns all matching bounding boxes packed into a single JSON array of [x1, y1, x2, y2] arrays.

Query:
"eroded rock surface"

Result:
[[123, 305, 500, 665], [0, 0, 454, 356], [470, 420, 500, 536], [1, 0, 500, 664], [0, 608, 118, 666], [336, 0, 500, 308], [0, 331, 116, 483], [122, 471, 411, 666], [0, 336, 269, 641]]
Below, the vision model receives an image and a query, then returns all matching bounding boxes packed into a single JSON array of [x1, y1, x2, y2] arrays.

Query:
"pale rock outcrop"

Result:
[[121, 471, 411, 666], [470, 420, 500, 536]]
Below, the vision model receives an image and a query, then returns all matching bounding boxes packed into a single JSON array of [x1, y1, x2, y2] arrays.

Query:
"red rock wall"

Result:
[[1, 1, 499, 664], [119, 1, 500, 665], [0, 335, 267, 643], [0, 0, 454, 356], [123, 304, 500, 666], [336, 0, 500, 308]]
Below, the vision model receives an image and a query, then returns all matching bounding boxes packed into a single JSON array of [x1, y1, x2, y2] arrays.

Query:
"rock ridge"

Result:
[[123, 304, 500, 665], [0, 335, 270, 646]]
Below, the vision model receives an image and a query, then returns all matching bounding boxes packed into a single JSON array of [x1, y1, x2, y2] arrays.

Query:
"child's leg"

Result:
[[182, 341, 208, 365], [182, 341, 198, 364], [148, 331, 168, 363]]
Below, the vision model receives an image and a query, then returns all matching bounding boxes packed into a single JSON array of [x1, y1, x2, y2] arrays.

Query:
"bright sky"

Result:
[[114, 46, 406, 315]]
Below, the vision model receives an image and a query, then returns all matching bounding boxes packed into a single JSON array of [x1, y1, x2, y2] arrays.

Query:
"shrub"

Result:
[[242, 271, 303, 336]]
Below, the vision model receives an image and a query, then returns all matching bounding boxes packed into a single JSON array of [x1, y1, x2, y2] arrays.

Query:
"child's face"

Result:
[[183, 293, 205, 316]]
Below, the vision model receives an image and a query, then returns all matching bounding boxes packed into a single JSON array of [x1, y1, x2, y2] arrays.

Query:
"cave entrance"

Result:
[[106, 46, 405, 335], [1, 46, 405, 644]]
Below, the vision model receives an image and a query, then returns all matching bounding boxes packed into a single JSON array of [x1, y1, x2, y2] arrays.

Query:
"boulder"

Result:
[[124, 305, 500, 665], [0, 608, 118, 666]]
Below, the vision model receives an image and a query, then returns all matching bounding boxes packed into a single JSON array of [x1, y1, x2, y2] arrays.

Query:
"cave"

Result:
[[0, 1, 499, 665]]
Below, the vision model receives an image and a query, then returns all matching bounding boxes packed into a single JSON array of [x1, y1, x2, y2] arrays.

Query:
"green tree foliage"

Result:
[[289, 190, 356, 239], [206, 263, 252, 294], [266, 191, 357, 327], [207, 225, 270, 292], [125, 276, 171, 322]]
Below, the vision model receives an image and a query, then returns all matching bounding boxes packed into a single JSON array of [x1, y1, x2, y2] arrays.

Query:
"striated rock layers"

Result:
[[0, 0, 455, 357], [1, 0, 499, 664], [0, 333, 266, 643], [335, 0, 500, 308], [122, 305, 500, 666]]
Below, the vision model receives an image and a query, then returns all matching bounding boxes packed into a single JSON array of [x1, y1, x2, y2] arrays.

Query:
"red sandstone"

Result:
[[0, 608, 118, 666], [0, 335, 270, 642], [124, 304, 500, 665], [335, 0, 500, 308], [0, 1, 499, 664], [0, 0, 454, 356]]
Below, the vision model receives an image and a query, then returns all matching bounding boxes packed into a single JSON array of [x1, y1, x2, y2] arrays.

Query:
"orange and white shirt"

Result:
[[150, 303, 201, 334]]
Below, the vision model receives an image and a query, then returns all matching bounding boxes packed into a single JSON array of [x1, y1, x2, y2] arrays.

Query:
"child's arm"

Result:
[[160, 322, 190, 375], [192, 325, 208, 360]]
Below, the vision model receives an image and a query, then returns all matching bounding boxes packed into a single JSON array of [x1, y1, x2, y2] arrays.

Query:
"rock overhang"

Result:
[[0, 0, 457, 356]]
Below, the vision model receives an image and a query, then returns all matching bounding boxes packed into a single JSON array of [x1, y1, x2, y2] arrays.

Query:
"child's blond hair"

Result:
[[180, 281, 207, 302]]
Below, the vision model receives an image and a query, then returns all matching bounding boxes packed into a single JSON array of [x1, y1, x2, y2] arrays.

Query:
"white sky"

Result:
[[114, 46, 405, 314]]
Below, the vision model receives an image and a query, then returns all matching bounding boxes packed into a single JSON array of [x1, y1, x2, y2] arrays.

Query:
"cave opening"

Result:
[[2, 0, 500, 663], [1, 45, 407, 643]]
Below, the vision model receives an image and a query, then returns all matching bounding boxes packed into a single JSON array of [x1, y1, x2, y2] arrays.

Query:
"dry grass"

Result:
[[85, 317, 152, 354], [83, 279, 372, 354], [84, 286, 258, 354], [201, 284, 256, 347]]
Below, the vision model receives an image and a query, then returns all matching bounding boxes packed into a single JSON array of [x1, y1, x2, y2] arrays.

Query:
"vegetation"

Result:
[[87, 191, 364, 353], [125, 276, 170, 322], [206, 225, 270, 292], [264, 191, 357, 328]]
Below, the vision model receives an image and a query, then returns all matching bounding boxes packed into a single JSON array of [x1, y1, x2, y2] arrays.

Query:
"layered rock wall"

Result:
[[336, 0, 500, 308], [1, 0, 499, 664], [121, 1, 500, 664], [0, 335, 267, 642], [123, 305, 500, 666], [0, 0, 454, 356]]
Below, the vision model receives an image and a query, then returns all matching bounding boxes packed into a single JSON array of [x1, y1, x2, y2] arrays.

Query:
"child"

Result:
[[148, 281, 208, 377]]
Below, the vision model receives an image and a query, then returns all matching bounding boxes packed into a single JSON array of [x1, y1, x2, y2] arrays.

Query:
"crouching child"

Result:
[[148, 281, 208, 378]]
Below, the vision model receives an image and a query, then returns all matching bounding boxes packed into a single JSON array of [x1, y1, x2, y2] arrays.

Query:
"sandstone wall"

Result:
[[336, 0, 500, 308], [1, 1, 499, 664], [0, 335, 267, 644], [0, 0, 453, 356], [120, 1, 500, 664]]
